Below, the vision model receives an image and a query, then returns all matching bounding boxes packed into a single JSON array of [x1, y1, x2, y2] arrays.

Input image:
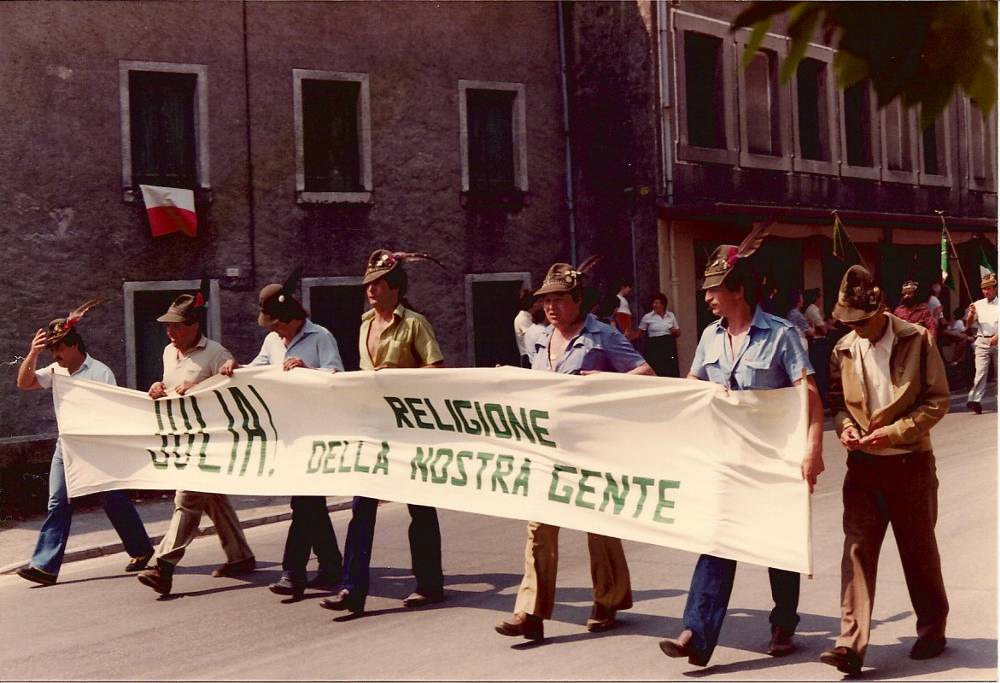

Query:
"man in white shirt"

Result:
[[14, 306, 154, 586], [513, 290, 540, 368], [613, 280, 634, 335], [964, 272, 998, 414], [138, 292, 255, 595]]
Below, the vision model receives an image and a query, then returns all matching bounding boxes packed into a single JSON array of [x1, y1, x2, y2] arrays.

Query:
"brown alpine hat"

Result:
[[44, 297, 106, 346], [157, 294, 203, 323], [534, 256, 602, 297], [982, 272, 997, 288], [702, 245, 741, 290], [832, 265, 885, 324], [258, 266, 306, 327], [362, 249, 444, 285]]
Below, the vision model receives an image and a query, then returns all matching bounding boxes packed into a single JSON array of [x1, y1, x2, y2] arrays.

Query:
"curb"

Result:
[[0, 498, 355, 576]]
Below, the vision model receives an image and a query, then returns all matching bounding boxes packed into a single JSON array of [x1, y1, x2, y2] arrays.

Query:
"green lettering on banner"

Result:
[[308, 441, 326, 473], [323, 440, 341, 473], [430, 448, 453, 484], [491, 455, 514, 493], [384, 396, 414, 428], [474, 452, 493, 489], [653, 480, 680, 524], [452, 450, 472, 486], [424, 399, 455, 432], [176, 398, 199, 469], [213, 390, 241, 475], [631, 476, 654, 518], [600, 474, 630, 514], [227, 387, 268, 476], [511, 458, 531, 496], [506, 406, 536, 443], [164, 399, 188, 468], [411, 446, 433, 482], [530, 410, 556, 448], [405, 397, 434, 430], [148, 401, 169, 469], [454, 401, 481, 435], [337, 441, 352, 473], [548, 464, 577, 503], [352, 440, 370, 473], [246, 385, 279, 476], [575, 469, 599, 510], [372, 441, 390, 475], [188, 396, 216, 473], [484, 404, 512, 439]]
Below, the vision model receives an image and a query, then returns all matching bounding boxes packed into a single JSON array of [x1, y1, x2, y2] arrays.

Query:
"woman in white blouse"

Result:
[[638, 293, 681, 377]]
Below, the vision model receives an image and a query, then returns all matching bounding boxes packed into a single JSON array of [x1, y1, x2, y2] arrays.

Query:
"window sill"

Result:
[[738, 151, 793, 172], [460, 189, 528, 211], [296, 191, 372, 204], [881, 167, 918, 184], [123, 186, 212, 206], [917, 172, 952, 188], [677, 143, 738, 166]]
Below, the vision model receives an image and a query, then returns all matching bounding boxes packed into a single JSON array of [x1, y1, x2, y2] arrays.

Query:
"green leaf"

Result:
[[966, 62, 997, 113], [833, 51, 869, 90], [732, 1, 798, 30], [740, 20, 772, 70], [780, 6, 823, 83]]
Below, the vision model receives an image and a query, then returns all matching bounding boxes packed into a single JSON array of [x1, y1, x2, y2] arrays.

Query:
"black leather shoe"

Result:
[[17, 566, 57, 586], [910, 636, 946, 660], [319, 589, 365, 614], [495, 612, 544, 640], [585, 603, 618, 632], [767, 625, 796, 656], [269, 576, 305, 600], [212, 555, 256, 578], [403, 589, 445, 608], [820, 646, 863, 676], [968, 401, 983, 414], [658, 629, 708, 667], [137, 560, 174, 595], [125, 551, 154, 573]]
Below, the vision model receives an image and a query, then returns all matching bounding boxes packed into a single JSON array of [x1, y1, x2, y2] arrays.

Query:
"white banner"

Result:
[[54, 366, 811, 573]]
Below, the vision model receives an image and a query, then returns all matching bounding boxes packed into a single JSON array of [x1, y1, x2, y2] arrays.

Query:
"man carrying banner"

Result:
[[14, 301, 155, 586], [137, 290, 256, 595], [659, 231, 825, 666], [220, 268, 345, 601], [495, 258, 655, 642], [320, 249, 446, 615], [820, 265, 950, 676], [964, 271, 997, 414]]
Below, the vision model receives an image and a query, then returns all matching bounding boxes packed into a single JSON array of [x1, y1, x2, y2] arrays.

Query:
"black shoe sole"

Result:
[[124, 555, 154, 572], [269, 584, 305, 599], [494, 624, 543, 640], [137, 574, 171, 595], [819, 652, 861, 676], [17, 569, 56, 586]]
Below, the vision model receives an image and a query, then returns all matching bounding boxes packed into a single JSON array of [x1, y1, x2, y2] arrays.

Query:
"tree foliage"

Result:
[[733, 1, 997, 127]]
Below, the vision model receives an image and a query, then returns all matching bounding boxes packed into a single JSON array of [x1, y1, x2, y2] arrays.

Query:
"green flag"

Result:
[[832, 214, 859, 264], [941, 225, 954, 289], [980, 244, 995, 279]]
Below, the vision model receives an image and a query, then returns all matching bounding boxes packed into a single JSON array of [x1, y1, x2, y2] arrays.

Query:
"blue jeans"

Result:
[[682, 554, 800, 663], [281, 495, 342, 583], [30, 445, 153, 576], [340, 496, 442, 599]]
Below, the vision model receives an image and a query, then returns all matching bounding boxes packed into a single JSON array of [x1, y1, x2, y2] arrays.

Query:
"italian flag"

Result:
[[139, 185, 197, 238]]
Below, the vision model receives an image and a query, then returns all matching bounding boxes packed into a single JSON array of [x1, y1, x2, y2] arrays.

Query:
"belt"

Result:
[[848, 450, 931, 465]]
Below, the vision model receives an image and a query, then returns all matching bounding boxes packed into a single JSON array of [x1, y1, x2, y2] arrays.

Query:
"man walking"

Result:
[[659, 237, 825, 666], [319, 249, 445, 615], [495, 258, 654, 642], [15, 300, 154, 586], [137, 290, 256, 595], [820, 265, 950, 676], [221, 268, 345, 600], [965, 271, 997, 414]]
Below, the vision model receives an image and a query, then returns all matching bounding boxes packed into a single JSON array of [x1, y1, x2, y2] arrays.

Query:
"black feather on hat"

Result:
[[258, 266, 307, 327]]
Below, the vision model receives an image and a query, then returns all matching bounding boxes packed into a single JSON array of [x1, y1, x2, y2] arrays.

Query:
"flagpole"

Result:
[[935, 210, 975, 305], [831, 210, 870, 270]]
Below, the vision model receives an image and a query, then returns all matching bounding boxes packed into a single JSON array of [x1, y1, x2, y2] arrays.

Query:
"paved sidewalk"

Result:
[[0, 494, 353, 575]]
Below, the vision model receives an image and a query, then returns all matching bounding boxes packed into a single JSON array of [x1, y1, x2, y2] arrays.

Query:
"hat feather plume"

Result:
[[575, 254, 602, 276], [736, 220, 773, 260], [281, 266, 304, 295], [194, 277, 210, 308], [392, 251, 445, 269], [65, 296, 107, 328]]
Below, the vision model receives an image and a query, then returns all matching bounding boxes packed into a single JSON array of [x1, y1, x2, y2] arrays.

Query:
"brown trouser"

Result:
[[157, 491, 254, 567], [836, 451, 949, 660], [512, 521, 632, 620]]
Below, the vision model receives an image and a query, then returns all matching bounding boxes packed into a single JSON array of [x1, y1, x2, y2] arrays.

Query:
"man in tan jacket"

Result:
[[820, 266, 950, 676]]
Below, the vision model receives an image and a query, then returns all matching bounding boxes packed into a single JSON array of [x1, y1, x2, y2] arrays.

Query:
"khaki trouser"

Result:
[[512, 521, 632, 620], [156, 491, 253, 566], [967, 340, 997, 403], [836, 451, 948, 660]]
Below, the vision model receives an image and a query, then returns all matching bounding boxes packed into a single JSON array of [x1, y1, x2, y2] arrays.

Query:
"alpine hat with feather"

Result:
[[534, 256, 602, 297], [701, 222, 770, 290], [362, 249, 444, 285], [258, 266, 307, 327], [45, 297, 107, 347], [157, 279, 211, 324], [832, 265, 885, 324]]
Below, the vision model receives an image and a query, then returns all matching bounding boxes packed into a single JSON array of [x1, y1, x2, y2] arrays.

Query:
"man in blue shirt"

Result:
[[221, 273, 345, 600], [659, 243, 825, 666], [495, 260, 655, 642], [15, 303, 154, 586]]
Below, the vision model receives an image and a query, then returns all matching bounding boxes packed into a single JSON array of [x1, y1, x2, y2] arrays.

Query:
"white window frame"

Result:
[[917, 102, 953, 187], [293, 69, 373, 204], [458, 80, 529, 193], [673, 11, 738, 165], [879, 98, 918, 184], [300, 276, 364, 315], [790, 45, 839, 175], [119, 60, 210, 203], [962, 96, 997, 192], [123, 279, 221, 389], [838, 80, 881, 180], [464, 272, 531, 366], [734, 29, 792, 171]]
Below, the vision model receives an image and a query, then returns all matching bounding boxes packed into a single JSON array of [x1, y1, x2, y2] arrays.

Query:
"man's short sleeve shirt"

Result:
[[532, 314, 645, 375], [359, 305, 444, 370], [248, 319, 345, 371], [161, 336, 234, 389], [690, 306, 814, 390], [36, 355, 116, 397]]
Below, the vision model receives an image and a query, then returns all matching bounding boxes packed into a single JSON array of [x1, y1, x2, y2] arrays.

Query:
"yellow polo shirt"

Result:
[[358, 305, 444, 370]]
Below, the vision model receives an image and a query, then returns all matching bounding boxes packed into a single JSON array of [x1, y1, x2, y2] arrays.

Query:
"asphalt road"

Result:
[[1, 407, 995, 681]]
